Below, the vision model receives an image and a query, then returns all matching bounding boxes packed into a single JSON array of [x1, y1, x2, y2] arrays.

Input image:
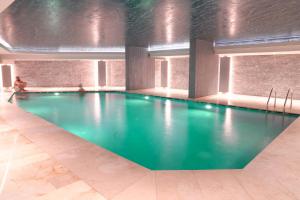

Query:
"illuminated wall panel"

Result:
[[219, 57, 230, 93]]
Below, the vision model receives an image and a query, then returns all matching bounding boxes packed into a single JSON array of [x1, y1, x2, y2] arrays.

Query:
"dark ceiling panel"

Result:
[[0, 0, 126, 50], [0, 0, 300, 51], [191, 0, 300, 43], [126, 0, 190, 47]]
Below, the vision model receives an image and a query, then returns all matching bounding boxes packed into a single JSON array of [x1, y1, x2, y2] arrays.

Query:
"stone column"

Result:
[[125, 46, 155, 90], [189, 39, 219, 98]]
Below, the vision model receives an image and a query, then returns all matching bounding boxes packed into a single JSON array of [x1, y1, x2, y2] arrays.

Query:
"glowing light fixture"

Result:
[[10, 47, 126, 53], [205, 104, 212, 109], [0, 36, 11, 49], [145, 96, 150, 100], [148, 42, 190, 52], [54, 92, 60, 96], [215, 35, 300, 47]]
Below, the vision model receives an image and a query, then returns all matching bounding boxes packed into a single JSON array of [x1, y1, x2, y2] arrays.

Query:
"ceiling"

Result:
[[0, 0, 300, 52]]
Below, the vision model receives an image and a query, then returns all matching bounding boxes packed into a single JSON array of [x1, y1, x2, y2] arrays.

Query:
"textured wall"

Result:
[[106, 60, 125, 87], [1, 65, 12, 87], [232, 55, 300, 99], [189, 40, 219, 98], [14, 61, 96, 87], [125, 46, 155, 90], [155, 60, 161, 87], [169, 57, 189, 90]]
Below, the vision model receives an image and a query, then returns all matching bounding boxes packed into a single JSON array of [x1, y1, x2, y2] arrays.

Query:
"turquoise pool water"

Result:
[[13, 92, 297, 170]]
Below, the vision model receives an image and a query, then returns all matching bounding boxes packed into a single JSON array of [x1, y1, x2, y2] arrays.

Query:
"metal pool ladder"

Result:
[[8, 92, 16, 103], [266, 88, 277, 112], [283, 89, 293, 114]]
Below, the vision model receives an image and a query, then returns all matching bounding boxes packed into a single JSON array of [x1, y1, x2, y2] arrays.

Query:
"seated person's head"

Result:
[[16, 76, 21, 81]]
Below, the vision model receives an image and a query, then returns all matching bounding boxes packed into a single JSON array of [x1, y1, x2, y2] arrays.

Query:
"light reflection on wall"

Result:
[[0, 65, 3, 93], [46, 0, 61, 30], [105, 61, 108, 87], [94, 60, 99, 88], [165, 1, 174, 43], [228, 56, 234, 94], [90, 11, 101, 46], [166, 57, 171, 89], [10, 64, 15, 87], [228, 1, 239, 37]]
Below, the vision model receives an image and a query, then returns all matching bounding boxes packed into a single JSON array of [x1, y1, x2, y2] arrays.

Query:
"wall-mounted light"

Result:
[[216, 35, 300, 47], [148, 42, 190, 52], [10, 47, 126, 53], [0, 36, 12, 49]]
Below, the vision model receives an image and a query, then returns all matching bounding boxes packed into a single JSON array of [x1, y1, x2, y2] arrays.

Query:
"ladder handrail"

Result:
[[274, 91, 277, 108], [290, 91, 293, 110], [266, 88, 274, 111], [8, 92, 16, 103], [283, 89, 291, 114]]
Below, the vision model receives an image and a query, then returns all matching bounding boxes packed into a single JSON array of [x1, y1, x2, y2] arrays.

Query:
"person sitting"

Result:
[[78, 83, 85, 93], [14, 76, 27, 92]]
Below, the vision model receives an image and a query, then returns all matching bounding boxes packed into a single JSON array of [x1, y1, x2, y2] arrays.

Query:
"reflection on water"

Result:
[[13, 92, 298, 170], [164, 100, 172, 131], [224, 108, 233, 138]]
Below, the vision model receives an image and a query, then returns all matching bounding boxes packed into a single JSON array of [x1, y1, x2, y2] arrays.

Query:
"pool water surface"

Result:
[[12, 92, 298, 170]]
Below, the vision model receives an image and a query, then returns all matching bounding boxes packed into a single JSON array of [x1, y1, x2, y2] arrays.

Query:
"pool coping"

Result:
[[2, 92, 300, 199]]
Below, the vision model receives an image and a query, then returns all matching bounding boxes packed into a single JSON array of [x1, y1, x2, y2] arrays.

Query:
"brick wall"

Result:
[[106, 60, 125, 87], [14, 61, 96, 87], [154, 57, 189, 90], [232, 55, 300, 99], [169, 57, 189, 90]]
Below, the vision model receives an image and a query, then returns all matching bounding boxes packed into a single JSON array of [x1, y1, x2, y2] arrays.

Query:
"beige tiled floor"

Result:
[[0, 118, 105, 199], [1, 89, 300, 199]]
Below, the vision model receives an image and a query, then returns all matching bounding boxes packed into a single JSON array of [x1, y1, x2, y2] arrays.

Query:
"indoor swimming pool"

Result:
[[11, 92, 298, 170]]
